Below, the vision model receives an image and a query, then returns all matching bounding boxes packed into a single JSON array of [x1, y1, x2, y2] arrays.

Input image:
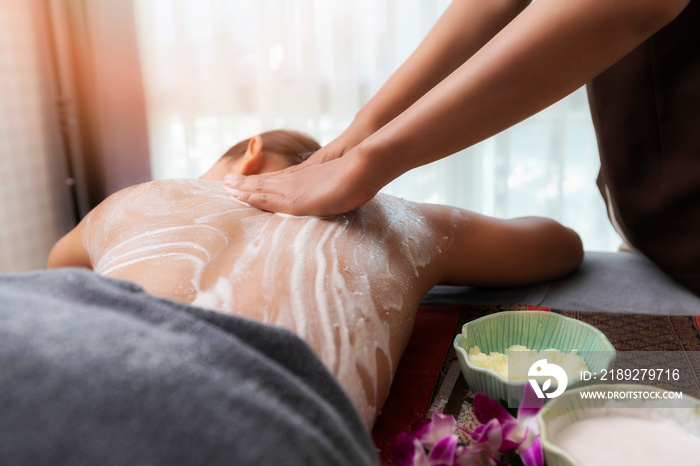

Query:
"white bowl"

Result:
[[537, 384, 700, 466]]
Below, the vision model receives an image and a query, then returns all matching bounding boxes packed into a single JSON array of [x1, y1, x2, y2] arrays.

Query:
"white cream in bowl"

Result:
[[552, 415, 700, 466]]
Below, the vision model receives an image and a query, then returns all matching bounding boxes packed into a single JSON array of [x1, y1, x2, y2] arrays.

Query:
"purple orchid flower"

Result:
[[392, 385, 544, 466], [454, 435, 508, 466], [392, 432, 430, 466], [414, 413, 462, 449], [470, 383, 544, 466], [392, 413, 463, 466]]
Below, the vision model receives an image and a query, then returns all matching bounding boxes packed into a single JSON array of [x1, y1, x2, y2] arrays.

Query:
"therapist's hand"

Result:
[[291, 120, 374, 171], [263, 136, 352, 179], [224, 150, 381, 217]]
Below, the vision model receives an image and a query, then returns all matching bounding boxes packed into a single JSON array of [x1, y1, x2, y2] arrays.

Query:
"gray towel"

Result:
[[0, 269, 377, 466]]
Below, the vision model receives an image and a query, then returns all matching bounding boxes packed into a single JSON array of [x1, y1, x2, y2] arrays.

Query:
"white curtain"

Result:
[[134, 0, 621, 251]]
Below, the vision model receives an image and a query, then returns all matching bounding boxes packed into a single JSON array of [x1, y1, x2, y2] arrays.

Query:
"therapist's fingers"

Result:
[[224, 171, 328, 216], [252, 138, 352, 181], [227, 186, 288, 213], [224, 156, 375, 216], [224, 173, 282, 204]]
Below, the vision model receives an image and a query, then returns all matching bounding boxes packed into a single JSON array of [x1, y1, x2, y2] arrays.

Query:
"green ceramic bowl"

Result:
[[537, 384, 700, 466], [453, 311, 615, 405]]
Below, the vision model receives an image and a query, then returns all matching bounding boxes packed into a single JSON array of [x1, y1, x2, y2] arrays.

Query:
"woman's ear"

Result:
[[239, 135, 265, 175]]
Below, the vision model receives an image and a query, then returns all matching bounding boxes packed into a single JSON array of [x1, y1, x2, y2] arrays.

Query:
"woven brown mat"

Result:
[[426, 305, 700, 434]]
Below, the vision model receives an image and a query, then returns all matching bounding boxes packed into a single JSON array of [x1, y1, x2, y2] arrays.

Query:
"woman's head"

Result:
[[201, 130, 321, 180]]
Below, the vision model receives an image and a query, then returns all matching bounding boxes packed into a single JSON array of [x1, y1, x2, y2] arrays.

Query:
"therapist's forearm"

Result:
[[357, 0, 690, 184], [353, 0, 531, 135]]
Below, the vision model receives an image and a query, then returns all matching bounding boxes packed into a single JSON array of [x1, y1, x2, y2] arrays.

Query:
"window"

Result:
[[134, 0, 621, 251]]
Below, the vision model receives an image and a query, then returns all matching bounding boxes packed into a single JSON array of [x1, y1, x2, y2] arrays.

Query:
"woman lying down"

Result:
[[40, 130, 581, 464]]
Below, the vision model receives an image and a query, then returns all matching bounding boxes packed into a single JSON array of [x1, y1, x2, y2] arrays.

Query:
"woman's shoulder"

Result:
[[108, 178, 231, 202], [96, 178, 251, 218], [355, 193, 467, 238]]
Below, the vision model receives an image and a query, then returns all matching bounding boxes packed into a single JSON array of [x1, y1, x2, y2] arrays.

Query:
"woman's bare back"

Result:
[[83, 179, 461, 426]]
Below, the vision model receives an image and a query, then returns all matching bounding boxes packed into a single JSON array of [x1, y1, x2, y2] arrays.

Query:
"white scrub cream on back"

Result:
[[84, 179, 460, 427]]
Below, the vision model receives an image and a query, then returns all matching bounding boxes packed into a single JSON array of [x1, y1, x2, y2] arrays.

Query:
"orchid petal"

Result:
[[454, 447, 478, 466], [455, 445, 508, 466], [428, 434, 457, 465], [419, 413, 458, 449], [392, 432, 429, 466], [454, 445, 480, 466], [472, 393, 515, 425], [430, 413, 459, 437], [499, 421, 525, 453], [501, 420, 520, 438], [498, 440, 521, 454], [469, 418, 503, 452], [519, 436, 544, 466], [518, 382, 543, 422], [516, 424, 539, 453]]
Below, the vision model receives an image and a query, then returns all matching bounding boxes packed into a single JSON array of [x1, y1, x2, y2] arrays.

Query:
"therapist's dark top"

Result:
[[587, 0, 700, 296]]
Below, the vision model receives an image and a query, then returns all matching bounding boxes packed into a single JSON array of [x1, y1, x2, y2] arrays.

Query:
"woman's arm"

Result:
[[298, 0, 530, 165], [227, 0, 690, 216], [47, 218, 92, 270], [361, 0, 691, 181], [424, 206, 584, 287], [349, 0, 530, 140]]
